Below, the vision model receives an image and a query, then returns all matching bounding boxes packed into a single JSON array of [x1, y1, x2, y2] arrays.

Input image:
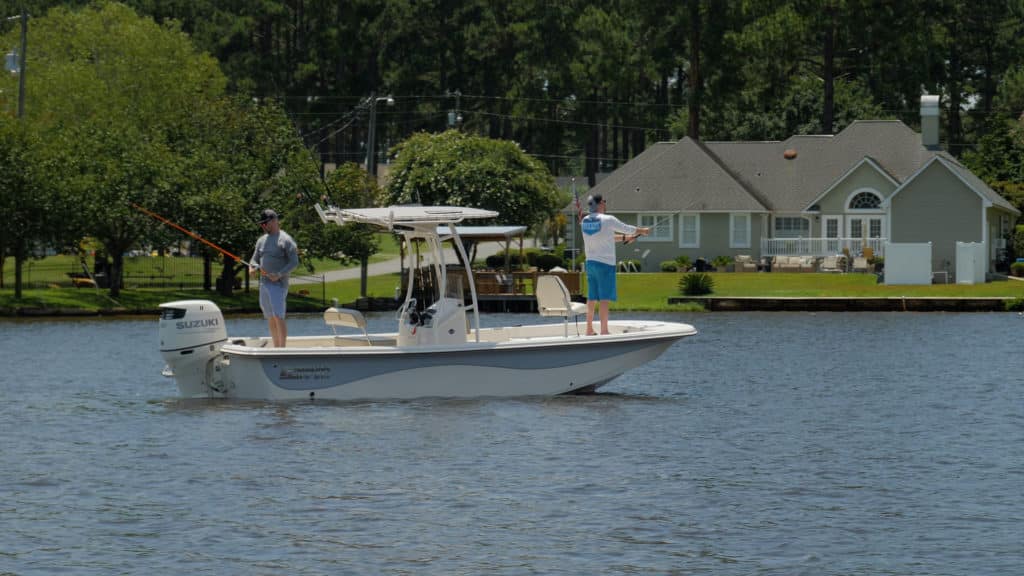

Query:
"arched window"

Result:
[[848, 191, 881, 210]]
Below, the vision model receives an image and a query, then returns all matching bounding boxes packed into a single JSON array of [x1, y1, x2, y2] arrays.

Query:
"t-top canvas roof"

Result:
[[316, 205, 499, 229], [434, 225, 527, 241]]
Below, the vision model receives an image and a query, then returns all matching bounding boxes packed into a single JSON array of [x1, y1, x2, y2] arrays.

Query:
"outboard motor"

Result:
[[159, 300, 227, 397]]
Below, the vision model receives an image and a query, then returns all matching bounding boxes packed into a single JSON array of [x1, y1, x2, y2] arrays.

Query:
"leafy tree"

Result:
[[384, 130, 564, 228], [0, 117, 53, 297], [299, 162, 382, 297]]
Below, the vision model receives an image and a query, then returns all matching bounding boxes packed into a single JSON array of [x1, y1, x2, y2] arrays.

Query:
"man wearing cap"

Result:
[[250, 209, 299, 347], [580, 194, 649, 335]]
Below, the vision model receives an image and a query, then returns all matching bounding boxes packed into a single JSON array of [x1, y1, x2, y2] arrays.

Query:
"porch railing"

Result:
[[760, 237, 887, 257]]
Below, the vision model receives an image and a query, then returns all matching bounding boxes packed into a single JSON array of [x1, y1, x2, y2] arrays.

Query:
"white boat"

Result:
[[158, 205, 697, 400]]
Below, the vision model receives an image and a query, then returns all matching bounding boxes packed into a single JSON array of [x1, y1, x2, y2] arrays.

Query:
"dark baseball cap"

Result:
[[258, 209, 278, 224]]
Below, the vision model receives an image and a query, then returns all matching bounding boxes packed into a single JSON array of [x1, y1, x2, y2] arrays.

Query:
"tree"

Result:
[[23, 2, 226, 297], [384, 130, 564, 228], [297, 162, 382, 298], [0, 117, 53, 298]]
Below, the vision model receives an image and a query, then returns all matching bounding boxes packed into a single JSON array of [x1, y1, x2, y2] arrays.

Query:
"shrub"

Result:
[[674, 255, 692, 271], [679, 272, 714, 295], [712, 255, 733, 268], [535, 253, 565, 271], [1011, 262, 1024, 277], [660, 260, 679, 272]]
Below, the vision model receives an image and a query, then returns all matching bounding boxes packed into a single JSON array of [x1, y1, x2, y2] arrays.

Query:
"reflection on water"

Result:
[[1, 311, 1022, 575]]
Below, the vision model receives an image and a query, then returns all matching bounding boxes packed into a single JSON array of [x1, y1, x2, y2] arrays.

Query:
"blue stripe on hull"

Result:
[[256, 338, 672, 391]]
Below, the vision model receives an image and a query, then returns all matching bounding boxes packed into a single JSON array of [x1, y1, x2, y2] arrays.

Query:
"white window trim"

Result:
[[845, 187, 884, 212], [730, 213, 751, 248], [678, 212, 700, 248], [637, 212, 673, 242], [823, 215, 841, 238]]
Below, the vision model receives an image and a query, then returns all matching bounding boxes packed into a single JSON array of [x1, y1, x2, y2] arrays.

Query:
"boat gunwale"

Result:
[[219, 321, 697, 358]]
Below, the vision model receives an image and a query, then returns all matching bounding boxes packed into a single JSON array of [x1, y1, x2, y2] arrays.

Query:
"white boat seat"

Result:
[[324, 307, 371, 344], [536, 274, 586, 337]]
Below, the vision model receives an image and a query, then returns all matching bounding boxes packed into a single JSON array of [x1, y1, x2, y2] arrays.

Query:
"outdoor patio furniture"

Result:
[[734, 254, 757, 272], [772, 255, 816, 272], [852, 256, 870, 273], [819, 255, 844, 273]]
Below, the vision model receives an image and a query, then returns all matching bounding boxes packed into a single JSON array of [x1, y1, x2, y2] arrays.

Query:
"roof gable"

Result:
[[589, 137, 768, 212], [804, 156, 900, 210], [885, 155, 1021, 214]]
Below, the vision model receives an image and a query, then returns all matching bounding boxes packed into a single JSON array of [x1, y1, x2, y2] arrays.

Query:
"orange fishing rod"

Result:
[[130, 203, 253, 267]]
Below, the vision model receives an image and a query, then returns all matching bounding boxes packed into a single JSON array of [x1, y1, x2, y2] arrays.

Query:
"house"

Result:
[[585, 96, 1020, 281]]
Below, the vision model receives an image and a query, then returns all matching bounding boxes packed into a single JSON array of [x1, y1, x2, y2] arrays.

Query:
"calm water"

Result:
[[1, 311, 1021, 575]]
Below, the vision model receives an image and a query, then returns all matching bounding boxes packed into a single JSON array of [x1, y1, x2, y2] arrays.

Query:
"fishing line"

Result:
[[130, 203, 254, 268]]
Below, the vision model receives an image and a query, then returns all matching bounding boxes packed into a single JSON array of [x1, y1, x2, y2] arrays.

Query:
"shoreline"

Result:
[[2, 296, 1020, 318]]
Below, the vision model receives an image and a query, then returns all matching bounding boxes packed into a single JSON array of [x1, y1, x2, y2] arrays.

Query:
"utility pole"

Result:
[[4, 9, 27, 118], [365, 93, 394, 177]]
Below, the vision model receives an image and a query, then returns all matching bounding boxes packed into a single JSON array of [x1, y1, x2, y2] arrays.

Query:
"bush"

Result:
[[534, 253, 565, 271], [679, 272, 714, 295], [484, 248, 543, 269], [674, 255, 692, 271], [660, 260, 679, 272], [712, 255, 733, 268], [1011, 262, 1024, 277]]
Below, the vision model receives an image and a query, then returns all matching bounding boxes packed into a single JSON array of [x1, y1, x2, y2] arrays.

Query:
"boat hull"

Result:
[[170, 321, 694, 401]]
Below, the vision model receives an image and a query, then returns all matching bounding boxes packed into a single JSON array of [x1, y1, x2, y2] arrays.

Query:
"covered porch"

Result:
[[760, 237, 887, 257]]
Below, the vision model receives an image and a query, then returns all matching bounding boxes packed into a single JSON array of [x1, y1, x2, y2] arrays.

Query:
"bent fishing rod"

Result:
[[129, 203, 257, 269]]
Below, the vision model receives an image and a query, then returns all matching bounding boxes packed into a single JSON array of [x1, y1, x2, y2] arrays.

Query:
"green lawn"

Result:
[[611, 272, 1024, 310], [1, 232, 402, 287], [3, 270, 1023, 313]]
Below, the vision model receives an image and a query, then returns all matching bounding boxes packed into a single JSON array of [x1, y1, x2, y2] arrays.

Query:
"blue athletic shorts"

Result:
[[586, 261, 617, 301], [259, 278, 288, 319]]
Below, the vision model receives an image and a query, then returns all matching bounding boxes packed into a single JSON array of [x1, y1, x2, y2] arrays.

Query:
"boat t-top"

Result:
[[158, 205, 697, 400]]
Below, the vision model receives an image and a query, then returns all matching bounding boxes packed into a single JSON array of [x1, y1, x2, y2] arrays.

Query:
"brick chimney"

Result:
[[920, 95, 940, 149]]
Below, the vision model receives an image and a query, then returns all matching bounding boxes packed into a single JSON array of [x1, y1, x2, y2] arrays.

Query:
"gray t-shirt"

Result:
[[251, 231, 299, 282]]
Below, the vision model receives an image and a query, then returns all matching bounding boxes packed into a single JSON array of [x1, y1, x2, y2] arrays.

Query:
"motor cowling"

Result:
[[159, 300, 227, 397]]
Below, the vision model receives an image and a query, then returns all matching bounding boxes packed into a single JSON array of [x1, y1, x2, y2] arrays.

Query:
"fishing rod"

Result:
[[130, 203, 256, 269]]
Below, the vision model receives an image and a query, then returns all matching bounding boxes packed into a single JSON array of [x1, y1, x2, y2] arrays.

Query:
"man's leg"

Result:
[[269, 316, 287, 347], [586, 299, 597, 335], [599, 300, 611, 334]]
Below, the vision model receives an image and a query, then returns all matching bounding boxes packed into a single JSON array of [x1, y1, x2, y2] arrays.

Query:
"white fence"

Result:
[[884, 242, 932, 285], [955, 242, 987, 284], [760, 237, 887, 257]]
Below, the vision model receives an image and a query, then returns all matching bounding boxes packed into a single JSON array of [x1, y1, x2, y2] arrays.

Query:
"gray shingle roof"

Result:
[[589, 137, 768, 212], [590, 120, 1017, 215]]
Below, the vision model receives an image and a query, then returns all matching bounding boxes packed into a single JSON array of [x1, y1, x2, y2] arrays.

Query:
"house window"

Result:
[[730, 213, 751, 248], [825, 218, 839, 238], [638, 213, 673, 241], [774, 217, 809, 238], [679, 213, 699, 248], [849, 191, 881, 209], [869, 219, 882, 238]]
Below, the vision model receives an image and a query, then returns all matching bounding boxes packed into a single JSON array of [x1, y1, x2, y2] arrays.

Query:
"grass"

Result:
[[611, 272, 1024, 310], [0, 233, 403, 287], [3, 270, 1023, 314]]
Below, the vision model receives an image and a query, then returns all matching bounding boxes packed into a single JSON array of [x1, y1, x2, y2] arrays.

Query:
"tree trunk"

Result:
[[822, 4, 836, 134], [13, 243, 25, 299], [218, 258, 236, 296], [203, 252, 212, 291], [109, 252, 124, 298], [359, 257, 368, 297], [687, 0, 702, 139]]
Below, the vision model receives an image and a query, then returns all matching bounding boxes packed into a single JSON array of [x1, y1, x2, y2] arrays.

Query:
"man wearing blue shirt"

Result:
[[250, 209, 299, 347]]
